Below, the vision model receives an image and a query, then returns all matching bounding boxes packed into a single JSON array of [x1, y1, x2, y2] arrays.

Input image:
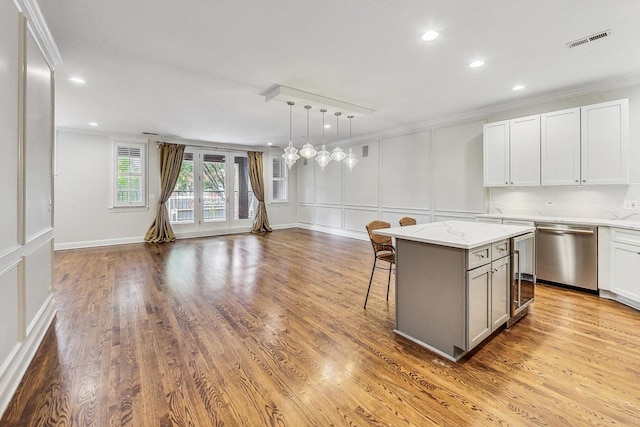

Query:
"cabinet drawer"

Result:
[[468, 244, 491, 269], [491, 239, 510, 260], [611, 228, 640, 246]]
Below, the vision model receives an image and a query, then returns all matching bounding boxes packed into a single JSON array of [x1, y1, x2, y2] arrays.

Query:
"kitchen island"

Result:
[[375, 220, 535, 361]]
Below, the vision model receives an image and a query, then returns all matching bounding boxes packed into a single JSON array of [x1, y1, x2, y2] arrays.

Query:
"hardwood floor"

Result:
[[3, 228, 640, 426]]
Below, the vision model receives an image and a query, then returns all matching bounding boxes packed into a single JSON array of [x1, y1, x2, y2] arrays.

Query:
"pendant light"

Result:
[[282, 101, 299, 169], [315, 108, 331, 170], [299, 105, 317, 159], [330, 112, 346, 162], [344, 115, 358, 170]]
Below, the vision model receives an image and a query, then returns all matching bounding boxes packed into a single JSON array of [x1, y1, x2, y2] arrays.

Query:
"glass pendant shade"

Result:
[[344, 147, 358, 170], [300, 142, 316, 159], [344, 115, 358, 170], [315, 145, 331, 170], [281, 101, 299, 169], [299, 105, 316, 158], [330, 146, 346, 161], [331, 111, 346, 162], [282, 141, 299, 169]]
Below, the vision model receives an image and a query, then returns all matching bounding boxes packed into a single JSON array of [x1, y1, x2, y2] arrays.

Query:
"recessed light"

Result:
[[267, 142, 273, 146], [512, 85, 525, 91], [69, 76, 86, 84], [324, 124, 331, 129], [421, 30, 439, 41], [89, 122, 98, 126], [469, 60, 485, 68]]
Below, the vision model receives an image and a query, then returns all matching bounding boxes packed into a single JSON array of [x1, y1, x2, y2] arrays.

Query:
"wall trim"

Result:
[[599, 289, 640, 311], [0, 294, 55, 419], [13, 0, 62, 67], [296, 222, 368, 242], [348, 74, 640, 146], [54, 236, 145, 251]]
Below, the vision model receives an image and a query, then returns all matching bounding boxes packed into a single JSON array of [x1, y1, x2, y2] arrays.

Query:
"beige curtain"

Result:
[[145, 143, 186, 243], [248, 151, 272, 233]]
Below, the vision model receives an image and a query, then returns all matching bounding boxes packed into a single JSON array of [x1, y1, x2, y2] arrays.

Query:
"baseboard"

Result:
[[599, 289, 640, 311], [296, 223, 369, 241], [55, 236, 145, 250], [0, 295, 56, 419], [53, 223, 366, 251]]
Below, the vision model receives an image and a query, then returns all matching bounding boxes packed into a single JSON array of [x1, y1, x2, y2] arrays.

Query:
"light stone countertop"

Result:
[[373, 220, 534, 250], [476, 213, 640, 231]]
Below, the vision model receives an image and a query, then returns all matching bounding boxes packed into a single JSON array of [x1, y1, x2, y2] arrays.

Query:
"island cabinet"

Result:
[[466, 241, 510, 350], [375, 221, 534, 362]]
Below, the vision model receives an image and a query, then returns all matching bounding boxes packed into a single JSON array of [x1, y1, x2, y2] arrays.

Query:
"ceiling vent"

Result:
[[566, 30, 611, 49]]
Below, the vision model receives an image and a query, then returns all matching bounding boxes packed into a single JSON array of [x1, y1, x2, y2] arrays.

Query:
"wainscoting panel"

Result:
[[0, 263, 20, 377], [314, 205, 342, 228], [297, 204, 314, 224], [344, 207, 379, 233], [24, 239, 52, 336]]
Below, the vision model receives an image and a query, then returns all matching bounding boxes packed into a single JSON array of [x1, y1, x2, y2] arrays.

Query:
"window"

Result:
[[272, 157, 288, 202], [113, 141, 146, 207]]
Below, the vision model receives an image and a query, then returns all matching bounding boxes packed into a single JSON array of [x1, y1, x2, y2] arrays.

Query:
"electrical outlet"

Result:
[[622, 200, 638, 210], [544, 201, 555, 206]]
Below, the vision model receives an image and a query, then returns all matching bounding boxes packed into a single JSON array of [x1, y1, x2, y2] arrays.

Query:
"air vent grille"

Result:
[[566, 30, 611, 49]]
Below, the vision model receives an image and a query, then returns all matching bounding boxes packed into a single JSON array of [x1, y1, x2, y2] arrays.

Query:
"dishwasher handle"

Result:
[[536, 226, 595, 235]]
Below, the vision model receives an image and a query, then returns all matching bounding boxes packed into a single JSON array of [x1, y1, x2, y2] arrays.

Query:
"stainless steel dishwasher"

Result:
[[535, 223, 598, 291]]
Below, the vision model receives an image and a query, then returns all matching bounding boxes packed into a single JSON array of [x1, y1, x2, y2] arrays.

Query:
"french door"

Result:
[[169, 149, 256, 233]]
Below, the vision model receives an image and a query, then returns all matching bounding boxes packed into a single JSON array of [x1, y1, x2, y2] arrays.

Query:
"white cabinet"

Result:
[[466, 241, 510, 351], [483, 116, 540, 187], [485, 99, 628, 187], [541, 108, 581, 185], [483, 121, 510, 186], [609, 228, 640, 304], [581, 99, 629, 185], [509, 115, 541, 186]]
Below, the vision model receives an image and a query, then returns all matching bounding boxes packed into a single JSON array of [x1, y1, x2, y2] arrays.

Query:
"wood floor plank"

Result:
[[3, 229, 640, 426]]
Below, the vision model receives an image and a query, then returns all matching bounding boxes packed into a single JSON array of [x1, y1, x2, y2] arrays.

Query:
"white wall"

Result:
[[1, 0, 58, 418], [487, 84, 640, 220], [298, 82, 640, 238], [298, 123, 486, 239], [54, 133, 298, 248], [54, 131, 157, 247]]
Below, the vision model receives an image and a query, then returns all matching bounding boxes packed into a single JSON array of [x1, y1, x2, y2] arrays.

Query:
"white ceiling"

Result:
[[38, 0, 640, 147]]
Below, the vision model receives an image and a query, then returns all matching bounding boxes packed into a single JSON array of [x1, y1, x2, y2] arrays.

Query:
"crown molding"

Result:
[[14, 0, 62, 67], [347, 73, 640, 145]]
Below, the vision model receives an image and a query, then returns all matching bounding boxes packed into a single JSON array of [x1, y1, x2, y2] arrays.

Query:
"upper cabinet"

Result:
[[509, 115, 541, 186], [581, 99, 629, 185], [483, 115, 540, 187], [541, 108, 581, 185], [483, 121, 509, 186], [484, 99, 629, 187]]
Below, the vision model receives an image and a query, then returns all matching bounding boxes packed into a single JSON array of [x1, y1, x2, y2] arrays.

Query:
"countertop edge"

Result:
[[374, 222, 535, 249], [477, 214, 640, 231]]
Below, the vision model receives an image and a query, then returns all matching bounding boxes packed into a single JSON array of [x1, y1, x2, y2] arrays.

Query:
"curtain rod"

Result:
[[155, 140, 262, 153]]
